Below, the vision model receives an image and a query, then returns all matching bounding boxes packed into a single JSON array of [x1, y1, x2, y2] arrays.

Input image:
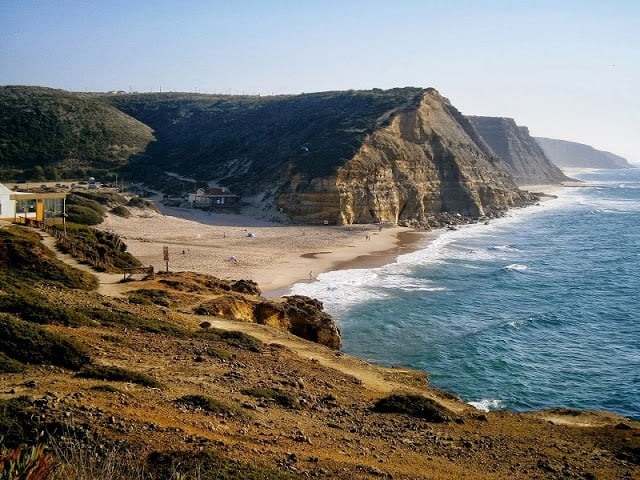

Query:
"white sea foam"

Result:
[[468, 399, 506, 412], [293, 183, 597, 315], [489, 244, 521, 252], [503, 264, 528, 272]]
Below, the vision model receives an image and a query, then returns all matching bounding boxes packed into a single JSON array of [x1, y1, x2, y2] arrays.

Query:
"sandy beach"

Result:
[[100, 202, 422, 297], [99, 182, 574, 298]]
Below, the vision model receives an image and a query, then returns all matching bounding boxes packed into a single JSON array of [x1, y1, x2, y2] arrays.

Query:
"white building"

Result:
[[0, 183, 15, 220], [0, 183, 66, 222]]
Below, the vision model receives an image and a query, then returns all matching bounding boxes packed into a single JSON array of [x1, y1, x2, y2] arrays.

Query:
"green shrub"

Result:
[[0, 314, 91, 370], [372, 394, 452, 422], [0, 352, 25, 373], [174, 395, 240, 417], [193, 329, 263, 352], [0, 443, 53, 480], [0, 227, 97, 290], [126, 197, 156, 210], [0, 294, 91, 327], [219, 330, 263, 352], [204, 347, 232, 361], [109, 205, 131, 218], [76, 364, 161, 388], [127, 289, 170, 307], [65, 205, 103, 225], [89, 384, 125, 394], [0, 397, 37, 448], [241, 387, 299, 409], [84, 306, 187, 337], [147, 449, 297, 480], [55, 224, 140, 271]]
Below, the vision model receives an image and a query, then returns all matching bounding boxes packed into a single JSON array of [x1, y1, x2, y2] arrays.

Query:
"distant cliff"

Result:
[[276, 90, 535, 224], [535, 137, 633, 169], [467, 116, 570, 185]]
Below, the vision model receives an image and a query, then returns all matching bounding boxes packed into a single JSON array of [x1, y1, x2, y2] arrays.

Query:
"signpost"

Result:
[[163, 246, 169, 272]]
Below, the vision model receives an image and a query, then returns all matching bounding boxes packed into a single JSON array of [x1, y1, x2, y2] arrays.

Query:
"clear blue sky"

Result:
[[1, 0, 639, 163]]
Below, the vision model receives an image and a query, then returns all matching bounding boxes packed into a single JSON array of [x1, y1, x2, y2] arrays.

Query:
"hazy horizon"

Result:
[[1, 0, 638, 164]]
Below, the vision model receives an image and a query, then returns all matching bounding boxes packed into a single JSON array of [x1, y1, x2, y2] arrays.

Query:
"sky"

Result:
[[1, 0, 639, 164]]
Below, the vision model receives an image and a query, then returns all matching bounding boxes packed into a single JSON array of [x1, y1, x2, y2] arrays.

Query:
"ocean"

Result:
[[291, 169, 640, 420]]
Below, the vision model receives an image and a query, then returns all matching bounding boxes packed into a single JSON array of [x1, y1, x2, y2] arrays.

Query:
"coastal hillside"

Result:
[[0, 86, 154, 180], [467, 116, 570, 185], [535, 137, 634, 169], [2, 86, 536, 224], [111, 88, 536, 224], [1, 223, 638, 479]]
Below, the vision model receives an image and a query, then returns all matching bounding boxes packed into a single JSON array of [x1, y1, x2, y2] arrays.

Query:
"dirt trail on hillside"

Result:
[[196, 315, 468, 413], [36, 230, 464, 410], [39, 231, 140, 297]]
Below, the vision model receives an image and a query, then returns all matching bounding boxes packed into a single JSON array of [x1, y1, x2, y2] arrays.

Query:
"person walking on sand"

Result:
[[309, 270, 313, 280]]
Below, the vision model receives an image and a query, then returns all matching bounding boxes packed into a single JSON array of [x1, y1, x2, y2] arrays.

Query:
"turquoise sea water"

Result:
[[291, 169, 640, 420]]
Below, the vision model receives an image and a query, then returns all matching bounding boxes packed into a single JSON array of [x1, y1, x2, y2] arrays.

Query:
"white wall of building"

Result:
[[0, 183, 16, 220]]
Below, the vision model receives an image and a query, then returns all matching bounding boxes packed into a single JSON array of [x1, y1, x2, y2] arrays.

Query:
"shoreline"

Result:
[[100, 202, 423, 298], [100, 184, 572, 299]]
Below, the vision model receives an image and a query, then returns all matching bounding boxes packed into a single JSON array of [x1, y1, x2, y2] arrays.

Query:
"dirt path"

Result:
[[37, 230, 420, 396], [39, 231, 141, 297], [198, 315, 468, 413]]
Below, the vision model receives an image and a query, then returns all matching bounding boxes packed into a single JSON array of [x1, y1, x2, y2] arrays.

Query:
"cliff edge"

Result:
[[276, 90, 536, 224], [535, 137, 634, 169], [467, 116, 570, 185]]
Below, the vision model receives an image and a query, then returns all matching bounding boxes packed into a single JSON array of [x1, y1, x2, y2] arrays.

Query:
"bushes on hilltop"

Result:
[[0, 85, 153, 180], [55, 224, 141, 272]]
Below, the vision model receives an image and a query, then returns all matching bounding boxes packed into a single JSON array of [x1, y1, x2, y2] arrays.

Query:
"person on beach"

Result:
[[309, 270, 313, 280]]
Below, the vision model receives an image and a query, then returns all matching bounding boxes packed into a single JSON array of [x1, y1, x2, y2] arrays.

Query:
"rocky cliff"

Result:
[[3, 86, 538, 224], [535, 137, 634, 169], [276, 90, 536, 224], [467, 116, 570, 185]]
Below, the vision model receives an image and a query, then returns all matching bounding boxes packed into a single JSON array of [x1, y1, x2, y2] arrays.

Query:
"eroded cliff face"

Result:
[[278, 90, 535, 224], [467, 116, 570, 185]]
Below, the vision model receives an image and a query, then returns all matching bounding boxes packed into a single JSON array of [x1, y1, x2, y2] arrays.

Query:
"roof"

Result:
[[200, 187, 237, 197], [9, 191, 67, 200]]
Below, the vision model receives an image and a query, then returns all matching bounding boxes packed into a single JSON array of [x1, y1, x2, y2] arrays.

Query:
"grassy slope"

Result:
[[0, 86, 154, 179], [109, 88, 426, 193], [0, 226, 638, 479]]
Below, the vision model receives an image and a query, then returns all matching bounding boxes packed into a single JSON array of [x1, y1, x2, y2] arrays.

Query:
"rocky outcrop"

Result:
[[255, 295, 341, 350], [195, 294, 341, 350], [467, 116, 570, 185], [535, 137, 634, 169], [277, 90, 536, 224]]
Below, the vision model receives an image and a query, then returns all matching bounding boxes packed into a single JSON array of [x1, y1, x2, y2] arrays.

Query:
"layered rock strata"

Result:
[[277, 90, 536, 224], [467, 116, 570, 185]]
